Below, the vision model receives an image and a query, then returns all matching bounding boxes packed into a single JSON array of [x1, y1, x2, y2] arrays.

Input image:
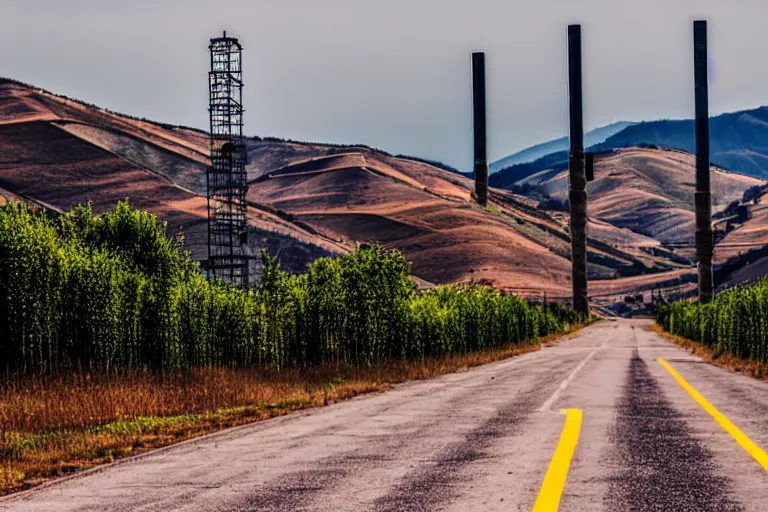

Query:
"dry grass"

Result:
[[649, 323, 768, 381], [0, 326, 586, 495]]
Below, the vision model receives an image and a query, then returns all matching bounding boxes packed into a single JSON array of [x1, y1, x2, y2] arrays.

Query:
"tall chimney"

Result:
[[472, 52, 488, 207], [694, 20, 714, 303], [567, 25, 589, 316]]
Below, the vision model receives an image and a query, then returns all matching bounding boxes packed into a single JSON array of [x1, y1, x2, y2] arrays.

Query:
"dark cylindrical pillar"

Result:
[[694, 20, 714, 303], [568, 25, 589, 316], [472, 52, 489, 207]]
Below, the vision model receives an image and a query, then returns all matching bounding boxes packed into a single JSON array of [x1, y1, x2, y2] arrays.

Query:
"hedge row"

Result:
[[0, 201, 585, 372], [657, 280, 768, 364]]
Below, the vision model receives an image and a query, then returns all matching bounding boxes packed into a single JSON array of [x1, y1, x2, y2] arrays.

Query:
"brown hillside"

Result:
[[248, 151, 576, 293], [7, 78, 767, 300], [247, 143, 691, 281], [0, 79, 581, 292], [715, 193, 768, 263], [0, 80, 344, 272], [531, 147, 762, 243]]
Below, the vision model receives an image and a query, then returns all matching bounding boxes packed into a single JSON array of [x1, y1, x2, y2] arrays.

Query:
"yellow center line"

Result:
[[532, 408, 583, 512], [657, 357, 768, 472]]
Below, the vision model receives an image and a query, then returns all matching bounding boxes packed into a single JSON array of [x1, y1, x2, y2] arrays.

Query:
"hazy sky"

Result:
[[1, 0, 767, 170]]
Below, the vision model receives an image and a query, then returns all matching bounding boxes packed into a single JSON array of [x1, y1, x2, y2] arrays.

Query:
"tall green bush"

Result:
[[657, 279, 768, 364], [0, 201, 586, 372]]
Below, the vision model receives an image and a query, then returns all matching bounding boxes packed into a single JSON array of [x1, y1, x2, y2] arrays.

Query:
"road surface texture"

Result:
[[3, 319, 768, 511]]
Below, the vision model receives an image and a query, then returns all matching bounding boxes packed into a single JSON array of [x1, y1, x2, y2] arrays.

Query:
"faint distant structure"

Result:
[[207, 31, 249, 287]]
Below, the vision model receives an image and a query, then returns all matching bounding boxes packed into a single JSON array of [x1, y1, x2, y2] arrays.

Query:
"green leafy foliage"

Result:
[[657, 281, 768, 363], [0, 201, 585, 372]]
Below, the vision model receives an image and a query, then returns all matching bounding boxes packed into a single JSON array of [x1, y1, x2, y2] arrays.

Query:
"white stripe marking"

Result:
[[539, 336, 609, 412]]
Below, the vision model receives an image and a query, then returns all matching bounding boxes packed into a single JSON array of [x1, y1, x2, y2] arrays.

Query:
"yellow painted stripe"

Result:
[[532, 408, 583, 512], [657, 357, 768, 472]]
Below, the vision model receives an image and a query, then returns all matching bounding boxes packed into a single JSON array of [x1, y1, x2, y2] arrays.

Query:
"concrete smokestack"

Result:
[[472, 52, 488, 207], [567, 25, 589, 316], [694, 20, 714, 303]]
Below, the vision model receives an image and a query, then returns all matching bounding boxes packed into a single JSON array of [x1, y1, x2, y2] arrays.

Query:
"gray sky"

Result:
[[1, 0, 767, 170]]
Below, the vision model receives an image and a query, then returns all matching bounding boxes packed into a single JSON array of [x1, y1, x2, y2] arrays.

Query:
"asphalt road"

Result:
[[3, 319, 768, 511]]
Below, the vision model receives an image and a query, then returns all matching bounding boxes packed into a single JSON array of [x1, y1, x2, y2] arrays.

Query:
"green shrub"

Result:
[[0, 201, 585, 372], [657, 279, 768, 364]]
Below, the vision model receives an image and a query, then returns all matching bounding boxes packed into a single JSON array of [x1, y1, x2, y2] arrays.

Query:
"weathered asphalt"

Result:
[[2, 319, 768, 511]]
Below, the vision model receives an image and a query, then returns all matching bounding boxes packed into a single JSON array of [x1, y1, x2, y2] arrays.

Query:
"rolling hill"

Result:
[[3, 77, 651, 296], [490, 121, 634, 172], [3, 77, 767, 303], [520, 147, 762, 244], [593, 107, 768, 179], [714, 192, 768, 264], [0, 78, 345, 274], [491, 105, 768, 188]]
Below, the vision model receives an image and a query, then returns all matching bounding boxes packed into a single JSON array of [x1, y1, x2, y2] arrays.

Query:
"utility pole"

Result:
[[472, 52, 489, 207], [694, 20, 714, 303], [568, 25, 589, 316]]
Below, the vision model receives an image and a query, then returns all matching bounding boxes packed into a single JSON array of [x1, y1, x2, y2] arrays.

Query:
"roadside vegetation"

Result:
[[656, 278, 768, 366], [0, 340, 566, 494], [0, 200, 587, 493]]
